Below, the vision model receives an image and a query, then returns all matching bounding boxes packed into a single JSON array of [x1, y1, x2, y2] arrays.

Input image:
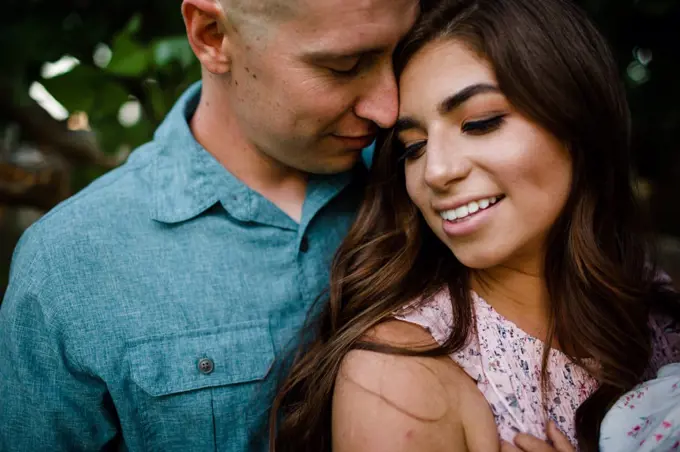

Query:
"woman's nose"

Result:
[[423, 136, 472, 191]]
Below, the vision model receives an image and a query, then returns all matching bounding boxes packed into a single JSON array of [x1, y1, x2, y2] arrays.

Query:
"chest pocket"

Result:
[[125, 320, 275, 452]]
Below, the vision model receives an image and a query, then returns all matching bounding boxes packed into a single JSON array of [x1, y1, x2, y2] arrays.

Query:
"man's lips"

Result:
[[331, 134, 376, 148]]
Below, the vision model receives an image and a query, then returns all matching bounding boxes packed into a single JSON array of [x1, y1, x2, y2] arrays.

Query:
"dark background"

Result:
[[1, 0, 679, 299]]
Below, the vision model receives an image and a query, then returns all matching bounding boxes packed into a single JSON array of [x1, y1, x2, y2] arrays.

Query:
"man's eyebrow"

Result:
[[304, 47, 385, 61], [438, 83, 500, 115]]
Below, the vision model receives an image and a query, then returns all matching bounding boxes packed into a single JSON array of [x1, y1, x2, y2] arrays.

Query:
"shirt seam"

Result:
[[30, 232, 90, 375], [10, 232, 70, 367]]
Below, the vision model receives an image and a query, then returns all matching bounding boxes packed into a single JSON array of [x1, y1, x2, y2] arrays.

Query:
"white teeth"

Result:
[[442, 210, 457, 221], [455, 205, 469, 218], [439, 196, 502, 221]]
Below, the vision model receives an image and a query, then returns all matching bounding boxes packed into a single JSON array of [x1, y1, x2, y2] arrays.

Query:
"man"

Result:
[[0, 0, 418, 450]]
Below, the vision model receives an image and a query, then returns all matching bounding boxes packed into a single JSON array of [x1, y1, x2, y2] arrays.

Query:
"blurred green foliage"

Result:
[[1, 0, 200, 174]]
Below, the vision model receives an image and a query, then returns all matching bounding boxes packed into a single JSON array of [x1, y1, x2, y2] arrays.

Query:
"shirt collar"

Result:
[[149, 82, 366, 225], [150, 81, 253, 224]]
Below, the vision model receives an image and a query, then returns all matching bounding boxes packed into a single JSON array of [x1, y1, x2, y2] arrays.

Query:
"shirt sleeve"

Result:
[[600, 363, 680, 452], [0, 230, 118, 451]]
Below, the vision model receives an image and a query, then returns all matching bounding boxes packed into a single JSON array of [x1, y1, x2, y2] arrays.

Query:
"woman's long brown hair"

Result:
[[270, 0, 680, 450]]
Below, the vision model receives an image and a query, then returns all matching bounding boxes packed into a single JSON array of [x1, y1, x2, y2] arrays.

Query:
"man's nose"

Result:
[[353, 64, 399, 129], [424, 136, 472, 191]]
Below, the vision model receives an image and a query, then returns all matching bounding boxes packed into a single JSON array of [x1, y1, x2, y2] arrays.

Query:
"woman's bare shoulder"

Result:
[[332, 320, 499, 452], [342, 320, 456, 420]]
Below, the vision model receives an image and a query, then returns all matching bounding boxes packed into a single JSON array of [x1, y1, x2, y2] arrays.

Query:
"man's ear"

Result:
[[182, 0, 232, 74]]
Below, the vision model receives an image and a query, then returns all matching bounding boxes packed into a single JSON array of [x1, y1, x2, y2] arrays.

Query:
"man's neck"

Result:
[[189, 82, 307, 222]]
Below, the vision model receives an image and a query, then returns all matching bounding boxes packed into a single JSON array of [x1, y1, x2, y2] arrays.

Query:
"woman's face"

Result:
[[396, 39, 573, 272]]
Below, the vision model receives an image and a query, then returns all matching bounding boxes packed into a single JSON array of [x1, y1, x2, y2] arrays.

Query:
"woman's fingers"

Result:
[[501, 440, 523, 452], [513, 433, 559, 452], [504, 423, 575, 452], [546, 421, 575, 452]]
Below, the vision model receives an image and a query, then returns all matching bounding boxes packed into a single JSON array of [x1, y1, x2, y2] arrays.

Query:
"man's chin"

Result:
[[305, 152, 364, 175]]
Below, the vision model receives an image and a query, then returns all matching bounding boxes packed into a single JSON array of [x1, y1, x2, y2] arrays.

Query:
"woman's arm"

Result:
[[331, 320, 499, 452]]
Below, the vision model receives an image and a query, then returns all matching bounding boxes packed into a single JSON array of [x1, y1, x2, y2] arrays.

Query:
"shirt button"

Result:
[[197, 358, 214, 375], [300, 237, 309, 253]]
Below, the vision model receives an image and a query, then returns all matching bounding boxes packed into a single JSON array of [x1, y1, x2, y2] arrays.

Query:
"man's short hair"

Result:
[[221, 0, 300, 40]]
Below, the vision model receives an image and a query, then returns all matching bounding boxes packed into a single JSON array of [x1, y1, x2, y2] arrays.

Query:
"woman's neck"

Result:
[[471, 265, 553, 345]]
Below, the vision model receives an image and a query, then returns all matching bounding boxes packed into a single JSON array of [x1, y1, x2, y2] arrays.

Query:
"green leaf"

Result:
[[153, 37, 194, 69], [105, 34, 151, 77], [94, 112, 153, 156], [125, 14, 143, 36], [144, 80, 168, 123], [93, 81, 132, 119], [41, 64, 131, 121], [40, 65, 101, 113]]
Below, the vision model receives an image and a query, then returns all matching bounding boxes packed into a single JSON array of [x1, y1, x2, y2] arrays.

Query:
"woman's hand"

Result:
[[501, 421, 575, 452]]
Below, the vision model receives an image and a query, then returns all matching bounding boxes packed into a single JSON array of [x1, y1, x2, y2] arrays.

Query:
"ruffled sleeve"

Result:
[[393, 289, 454, 346]]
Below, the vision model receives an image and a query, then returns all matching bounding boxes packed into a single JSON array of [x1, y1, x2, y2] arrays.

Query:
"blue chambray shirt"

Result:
[[0, 83, 365, 451]]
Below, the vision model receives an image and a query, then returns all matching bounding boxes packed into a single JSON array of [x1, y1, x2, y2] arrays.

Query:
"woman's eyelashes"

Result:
[[399, 141, 427, 162], [397, 114, 507, 162], [461, 114, 507, 135]]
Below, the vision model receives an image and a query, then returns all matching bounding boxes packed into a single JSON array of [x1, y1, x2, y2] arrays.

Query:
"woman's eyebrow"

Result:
[[438, 83, 500, 114], [394, 117, 422, 134], [395, 83, 501, 134]]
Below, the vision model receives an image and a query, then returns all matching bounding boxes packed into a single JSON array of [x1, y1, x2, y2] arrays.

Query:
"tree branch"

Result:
[[0, 79, 124, 170], [0, 161, 69, 211]]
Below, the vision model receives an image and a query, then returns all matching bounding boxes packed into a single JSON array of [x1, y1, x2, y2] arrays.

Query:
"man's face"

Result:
[[225, 0, 419, 175]]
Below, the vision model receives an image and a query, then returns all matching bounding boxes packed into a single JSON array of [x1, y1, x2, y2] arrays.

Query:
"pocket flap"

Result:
[[127, 320, 275, 396]]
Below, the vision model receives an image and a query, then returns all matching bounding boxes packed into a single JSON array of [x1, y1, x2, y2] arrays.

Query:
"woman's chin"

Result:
[[449, 247, 506, 270]]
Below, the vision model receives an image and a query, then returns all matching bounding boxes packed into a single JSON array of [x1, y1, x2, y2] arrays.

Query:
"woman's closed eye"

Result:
[[462, 114, 507, 135], [396, 113, 507, 162], [398, 140, 427, 162]]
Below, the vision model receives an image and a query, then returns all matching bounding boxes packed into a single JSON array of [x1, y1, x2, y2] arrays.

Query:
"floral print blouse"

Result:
[[395, 289, 598, 447], [396, 288, 680, 450]]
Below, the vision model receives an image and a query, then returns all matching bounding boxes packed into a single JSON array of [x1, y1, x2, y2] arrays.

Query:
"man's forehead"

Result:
[[220, 0, 299, 24], [297, 0, 417, 23], [287, 0, 419, 53]]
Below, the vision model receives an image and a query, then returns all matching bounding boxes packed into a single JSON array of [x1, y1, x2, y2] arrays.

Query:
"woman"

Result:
[[271, 0, 680, 450]]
